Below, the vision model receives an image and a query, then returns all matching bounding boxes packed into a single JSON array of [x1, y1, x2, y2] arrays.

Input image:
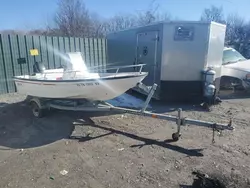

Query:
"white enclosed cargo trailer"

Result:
[[107, 21, 226, 102]]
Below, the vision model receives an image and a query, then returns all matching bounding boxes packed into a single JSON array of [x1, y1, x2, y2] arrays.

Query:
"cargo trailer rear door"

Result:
[[136, 31, 159, 86]]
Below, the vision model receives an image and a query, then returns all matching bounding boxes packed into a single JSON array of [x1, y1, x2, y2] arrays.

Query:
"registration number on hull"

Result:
[[76, 82, 100, 87]]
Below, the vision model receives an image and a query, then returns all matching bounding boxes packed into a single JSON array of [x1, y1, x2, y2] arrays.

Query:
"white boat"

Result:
[[13, 52, 148, 101]]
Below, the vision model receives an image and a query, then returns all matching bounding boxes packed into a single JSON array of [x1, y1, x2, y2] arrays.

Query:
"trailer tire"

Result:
[[172, 132, 180, 141], [30, 101, 44, 118]]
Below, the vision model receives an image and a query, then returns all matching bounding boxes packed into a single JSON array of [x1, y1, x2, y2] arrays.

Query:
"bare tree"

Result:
[[48, 0, 172, 37], [53, 0, 92, 37], [200, 5, 226, 24], [100, 14, 138, 35], [0, 30, 26, 35], [225, 13, 245, 45], [136, 8, 158, 25], [136, 0, 171, 26], [224, 13, 250, 58], [157, 12, 172, 21], [100, 0, 171, 35], [87, 13, 105, 37]]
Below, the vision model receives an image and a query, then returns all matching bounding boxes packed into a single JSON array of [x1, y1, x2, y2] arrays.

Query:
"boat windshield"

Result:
[[222, 48, 246, 65]]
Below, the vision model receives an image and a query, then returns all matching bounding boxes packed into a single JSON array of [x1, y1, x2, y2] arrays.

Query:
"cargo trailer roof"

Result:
[[106, 20, 226, 35]]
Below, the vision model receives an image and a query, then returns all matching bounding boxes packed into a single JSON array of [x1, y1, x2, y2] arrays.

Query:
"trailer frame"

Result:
[[26, 83, 234, 142]]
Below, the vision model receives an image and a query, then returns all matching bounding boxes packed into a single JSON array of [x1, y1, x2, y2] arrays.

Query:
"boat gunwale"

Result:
[[13, 72, 148, 83]]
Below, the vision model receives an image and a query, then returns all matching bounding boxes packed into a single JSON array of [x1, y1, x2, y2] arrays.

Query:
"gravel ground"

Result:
[[0, 91, 249, 188]]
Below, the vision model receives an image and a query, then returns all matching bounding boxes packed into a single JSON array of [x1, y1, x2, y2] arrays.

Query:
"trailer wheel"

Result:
[[30, 101, 44, 118], [172, 132, 180, 141]]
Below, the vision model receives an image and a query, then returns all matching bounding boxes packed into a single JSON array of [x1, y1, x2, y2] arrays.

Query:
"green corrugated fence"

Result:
[[0, 34, 107, 94]]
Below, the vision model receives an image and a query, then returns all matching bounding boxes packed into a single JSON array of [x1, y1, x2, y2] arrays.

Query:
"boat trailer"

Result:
[[26, 83, 234, 142]]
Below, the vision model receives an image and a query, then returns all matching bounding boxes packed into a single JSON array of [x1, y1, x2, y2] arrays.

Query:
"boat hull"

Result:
[[14, 73, 147, 101]]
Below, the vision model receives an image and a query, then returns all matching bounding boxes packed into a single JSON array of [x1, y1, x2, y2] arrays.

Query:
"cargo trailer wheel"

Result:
[[30, 101, 44, 118], [172, 132, 180, 141]]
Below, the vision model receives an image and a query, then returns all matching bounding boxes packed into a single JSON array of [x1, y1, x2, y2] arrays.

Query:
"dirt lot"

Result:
[[0, 91, 249, 188]]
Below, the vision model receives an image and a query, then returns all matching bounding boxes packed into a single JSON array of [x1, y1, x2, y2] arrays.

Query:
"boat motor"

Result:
[[33, 62, 46, 74]]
